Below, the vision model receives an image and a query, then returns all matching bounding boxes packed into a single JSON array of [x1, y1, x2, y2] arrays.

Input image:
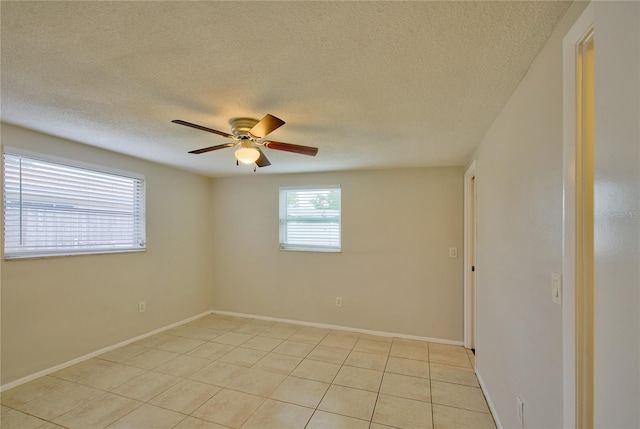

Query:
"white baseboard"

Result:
[[475, 367, 503, 429], [0, 310, 213, 392], [211, 309, 464, 346]]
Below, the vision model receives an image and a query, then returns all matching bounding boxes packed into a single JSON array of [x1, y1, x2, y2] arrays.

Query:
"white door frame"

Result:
[[463, 160, 477, 351], [563, 4, 594, 428]]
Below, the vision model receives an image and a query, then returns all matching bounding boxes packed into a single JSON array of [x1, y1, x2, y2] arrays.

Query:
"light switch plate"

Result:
[[551, 273, 562, 304], [449, 247, 458, 258]]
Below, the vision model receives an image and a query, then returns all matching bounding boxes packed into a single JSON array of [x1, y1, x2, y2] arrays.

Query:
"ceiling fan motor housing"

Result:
[[230, 118, 259, 139]]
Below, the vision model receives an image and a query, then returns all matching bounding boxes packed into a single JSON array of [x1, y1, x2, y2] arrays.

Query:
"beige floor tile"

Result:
[[33, 423, 66, 429], [429, 349, 471, 368], [226, 314, 256, 325], [240, 399, 313, 429], [17, 382, 104, 420], [344, 350, 387, 371], [155, 354, 212, 378], [430, 363, 479, 387], [53, 392, 142, 429], [168, 325, 226, 341], [190, 361, 247, 387], [99, 344, 148, 363], [466, 350, 476, 367], [260, 324, 300, 340], [319, 334, 358, 350], [188, 342, 235, 360], [254, 353, 303, 374], [112, 371, 181, 401], [213, 332, 254, 346], [333, 366, 383, 392], [353, 339, 391, 355], [359, 333, 393, 343], [317, 385, 378, 421], [370, 424, 399, 429], [134, 334, 175, 349], [431, 380, 489, 413], [270, 376, 329, 408], [428, 343, 464, 354], [306, 410, 370, 429], [174, 416, 230, 429], [241, 336, 283, 351], [51, 358, 114, 382], [106, 403, 186, 428], [77, 362, 148, 391], [227, 368, 287, 397], [218, 347, 268, 367], [288, 328, 329, 345], [150, 379, 221, 414], [373, 393, 433, 429], [192, 389, 264, 428], [380, 372, 431, 402], [291, 359, 340, 383], [393, 338, 430, 349], [432, 404, 496, 429], [155, 336, 205, 354], [243, 319, 276, 327], [234, 323, 269, 335], [293, 326, 330, 336], [196, 318, 243, 331], [273, 340, 315, 357], [390, 344, 429, 361], [0, 376, 72, 408], [329, 330, 360, 339], [386, 356, 430, 379], [307, 345, 350, 364], [0, 407, 47, 429], [123, 348, 181, 370]]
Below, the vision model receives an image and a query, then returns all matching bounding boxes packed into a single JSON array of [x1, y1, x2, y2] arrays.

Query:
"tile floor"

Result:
[[0, 313, 496, 429]]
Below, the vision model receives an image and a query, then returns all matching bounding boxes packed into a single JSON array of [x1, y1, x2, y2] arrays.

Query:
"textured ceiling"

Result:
[[1, 1, 571, 177]]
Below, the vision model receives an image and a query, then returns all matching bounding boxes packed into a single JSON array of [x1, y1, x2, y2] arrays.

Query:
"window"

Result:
[[279, 186, 341, 252], [3, 148, 146, 259]]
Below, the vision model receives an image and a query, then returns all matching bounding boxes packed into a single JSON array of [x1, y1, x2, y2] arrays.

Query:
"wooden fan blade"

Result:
[[249, 114, 285, 139], [263, 141, 318, 156], [255, 147, 271, 167], [189, 143, 236, 154], [172, 120, 233, 138]]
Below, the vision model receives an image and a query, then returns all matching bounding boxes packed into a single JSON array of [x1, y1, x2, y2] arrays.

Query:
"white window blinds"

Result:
[[279, 186, 341, 252], [3, 149, 146, 259]]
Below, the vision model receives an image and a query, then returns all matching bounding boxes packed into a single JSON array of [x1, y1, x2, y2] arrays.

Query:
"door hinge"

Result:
[[472, 265, 475, 272]]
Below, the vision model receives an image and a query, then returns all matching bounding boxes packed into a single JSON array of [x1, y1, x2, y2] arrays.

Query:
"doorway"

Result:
[[563, 5, 594, 428]]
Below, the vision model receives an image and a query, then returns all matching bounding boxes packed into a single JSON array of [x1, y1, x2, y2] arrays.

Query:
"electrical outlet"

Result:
[[335, 297, 343, 307], [138, 301, 146, 313], [516, 396, 524, 427], [449, 247, 458, 258]]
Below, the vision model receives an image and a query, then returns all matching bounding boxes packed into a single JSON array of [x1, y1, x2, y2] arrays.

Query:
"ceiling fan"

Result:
[[172, 114, 318, 169]]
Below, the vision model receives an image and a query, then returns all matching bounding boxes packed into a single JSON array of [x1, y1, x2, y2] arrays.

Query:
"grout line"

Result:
[[368, 345, 391, 428]]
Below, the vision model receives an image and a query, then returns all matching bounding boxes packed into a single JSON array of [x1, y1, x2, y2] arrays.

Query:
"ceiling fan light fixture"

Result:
[[235, 147, 260, 165]]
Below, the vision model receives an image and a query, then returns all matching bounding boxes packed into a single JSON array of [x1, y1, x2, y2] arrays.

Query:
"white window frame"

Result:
[[279, 185, 342, 253], [3, 146, 146, 260]]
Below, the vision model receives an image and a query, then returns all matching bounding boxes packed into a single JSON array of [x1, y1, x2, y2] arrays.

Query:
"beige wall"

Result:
[[0, 124, 214, 385], [592, 2, 639, 426], [210, 167, 464, 340], [471, 2, 588, 428]]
